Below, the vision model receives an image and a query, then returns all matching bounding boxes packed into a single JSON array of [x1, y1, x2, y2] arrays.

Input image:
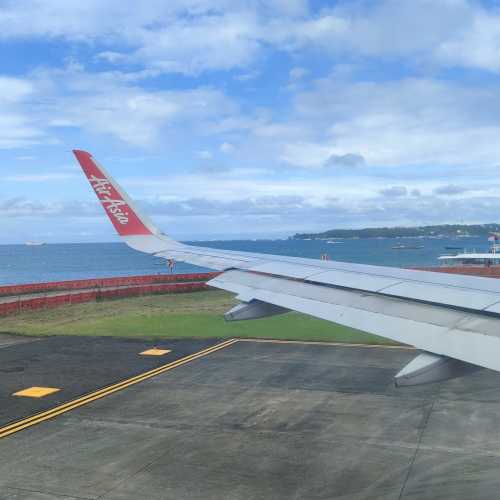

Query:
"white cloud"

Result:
[[26, 65, 239, 147], [2, 0, 500, 75], [219, 142, 234, 153], [0, 197, 95, 218], [434, 9, 500, 72], [433, 184, 471, 196], [0, 2, 264, 75], [234, 70, 261, 82], [264, 0, 309, 18], [11, 183, 500, 239], [325, 153, 365, 168], [136, 13, 262, 75], [196, 150, 213, 159], [379, 186, 408, 198], [15, 155, 36, 161], [267, 0, 500, 73], [280, 141, 332, 168], [0, 173, 77, 182], [289, 67, 308, 81], [0, 76, 46, 148], [0, 62, 244, 149], [83, 90, 228, 146], [0, 115, 45, 149], [0, 77, 33, 102], [273, 76, 500, 168], [6, 61, 499, 178]]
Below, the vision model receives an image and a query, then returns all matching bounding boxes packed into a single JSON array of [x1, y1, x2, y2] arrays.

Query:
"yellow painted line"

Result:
[[140, 348, 171, 356], [0, 339, 237, 439], [13, 387, 61, 398], [237, 338, 414, 349]]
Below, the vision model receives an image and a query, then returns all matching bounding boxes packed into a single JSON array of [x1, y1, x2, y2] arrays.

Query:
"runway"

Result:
[[0, 335, 499, 499]]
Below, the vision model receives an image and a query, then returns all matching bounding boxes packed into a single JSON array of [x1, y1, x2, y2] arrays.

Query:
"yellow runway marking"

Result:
[[13, 387, 61, 398], [0, 337, 408, 439], [236, 338, 414, 349], [0, 339, 237, 440], [140, 348, 171, 356]]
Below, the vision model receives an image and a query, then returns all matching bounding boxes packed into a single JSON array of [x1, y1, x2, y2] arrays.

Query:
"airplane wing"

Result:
[[74, 149, 500, 386]]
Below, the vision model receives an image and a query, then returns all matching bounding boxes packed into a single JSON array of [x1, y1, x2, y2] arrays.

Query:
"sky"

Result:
[[3, 0, 500, 243]]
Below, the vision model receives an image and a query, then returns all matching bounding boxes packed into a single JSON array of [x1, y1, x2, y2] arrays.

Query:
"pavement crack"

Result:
[[398, 398, 436, 500], [3, 484, 94, 500]]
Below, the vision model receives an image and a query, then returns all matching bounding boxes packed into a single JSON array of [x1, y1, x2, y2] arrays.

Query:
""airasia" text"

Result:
[[89, 175, 129, 225]]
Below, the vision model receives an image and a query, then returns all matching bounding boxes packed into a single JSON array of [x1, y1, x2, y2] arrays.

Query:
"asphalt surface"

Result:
[[0, 336, 500, 499], [0, 335, 219, 426]]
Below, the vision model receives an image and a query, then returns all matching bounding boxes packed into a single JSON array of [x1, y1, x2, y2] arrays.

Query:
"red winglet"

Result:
[[73, 150, 153, 236]]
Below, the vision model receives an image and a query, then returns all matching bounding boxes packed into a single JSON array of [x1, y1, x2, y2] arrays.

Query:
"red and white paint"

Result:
[[73, 150, 152, 236]]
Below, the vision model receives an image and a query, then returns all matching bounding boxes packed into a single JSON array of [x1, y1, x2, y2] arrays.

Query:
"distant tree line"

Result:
[[292, 224, 500, 240]]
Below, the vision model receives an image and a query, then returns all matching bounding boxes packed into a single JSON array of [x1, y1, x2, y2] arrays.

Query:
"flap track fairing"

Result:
[[225, 300, 289, 322]]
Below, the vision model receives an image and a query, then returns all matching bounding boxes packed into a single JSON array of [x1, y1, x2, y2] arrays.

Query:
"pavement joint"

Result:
[[397, 399, 437, 500], [2, 485, 94, 500]]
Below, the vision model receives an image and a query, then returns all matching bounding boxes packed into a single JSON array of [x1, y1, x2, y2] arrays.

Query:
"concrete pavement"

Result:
[[0, 337, 498, 499]]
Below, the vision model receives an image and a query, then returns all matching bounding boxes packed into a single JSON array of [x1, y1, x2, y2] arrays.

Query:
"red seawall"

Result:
[[0, 273, 219, 297], [0, 273, 220, 317], [412, 266, 500, 278]]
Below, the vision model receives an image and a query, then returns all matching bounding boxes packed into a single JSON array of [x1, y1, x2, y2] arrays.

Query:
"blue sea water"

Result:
[[0, 237, 490, 285]]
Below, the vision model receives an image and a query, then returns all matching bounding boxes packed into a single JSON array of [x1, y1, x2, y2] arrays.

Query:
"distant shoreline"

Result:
[[292, 223, 500, 240]]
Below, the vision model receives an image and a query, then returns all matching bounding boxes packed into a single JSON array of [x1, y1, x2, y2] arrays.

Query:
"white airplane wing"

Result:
[[74, 149, 500, 386]]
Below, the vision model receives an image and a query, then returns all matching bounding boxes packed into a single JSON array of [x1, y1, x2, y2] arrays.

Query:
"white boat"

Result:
[[439, 251, 500, 267], [439, 233, 500, 267], [25, 241, 46, 246], [392, 243, 424, 250]]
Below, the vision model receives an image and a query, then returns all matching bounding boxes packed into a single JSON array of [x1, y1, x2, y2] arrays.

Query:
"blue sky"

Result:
[[3, 0, 500, 243]]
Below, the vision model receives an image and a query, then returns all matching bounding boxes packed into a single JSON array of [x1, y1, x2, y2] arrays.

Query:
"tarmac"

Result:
[[0, 334, 499, 499]]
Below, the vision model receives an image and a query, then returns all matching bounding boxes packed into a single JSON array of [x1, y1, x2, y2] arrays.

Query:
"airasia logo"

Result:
[[89, 175, 129, 225]]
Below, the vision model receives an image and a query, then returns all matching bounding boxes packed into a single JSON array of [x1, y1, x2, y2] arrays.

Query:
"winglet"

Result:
[[73, 150, 158, 237]]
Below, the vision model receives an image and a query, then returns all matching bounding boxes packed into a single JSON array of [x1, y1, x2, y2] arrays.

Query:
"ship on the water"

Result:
[[25, 241, 46, 246], [438, 233, 500, 268], [392, 243, 424, 250]]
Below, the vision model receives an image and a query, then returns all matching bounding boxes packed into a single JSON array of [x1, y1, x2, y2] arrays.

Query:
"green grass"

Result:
[[0, 290, 394, 344]]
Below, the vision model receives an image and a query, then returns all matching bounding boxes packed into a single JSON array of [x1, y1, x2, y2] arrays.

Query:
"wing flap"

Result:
[[309, 269, 403, 292], [379, 280, 500, 311], [248, 262, 323, 279], [209, 270, 500, 373], [394, 352, 480, 386]]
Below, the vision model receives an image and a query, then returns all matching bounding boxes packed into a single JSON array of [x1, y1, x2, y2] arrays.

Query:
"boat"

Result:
[[25, 241, 46, 246], [392, 244, 424, 250], [444, 246, 463, 250], [439, 233, 500, 267], [439, 250, 500, 267]]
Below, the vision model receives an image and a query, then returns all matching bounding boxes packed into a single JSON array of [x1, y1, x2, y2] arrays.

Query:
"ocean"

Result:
[[0, 237, 490, 285]]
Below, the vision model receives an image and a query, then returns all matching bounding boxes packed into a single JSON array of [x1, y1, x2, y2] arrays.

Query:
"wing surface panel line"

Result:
[[174, 244, 500, 294]]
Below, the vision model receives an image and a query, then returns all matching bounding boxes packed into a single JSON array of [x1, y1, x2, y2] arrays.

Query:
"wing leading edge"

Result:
[[74, 150, 500, 385]]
